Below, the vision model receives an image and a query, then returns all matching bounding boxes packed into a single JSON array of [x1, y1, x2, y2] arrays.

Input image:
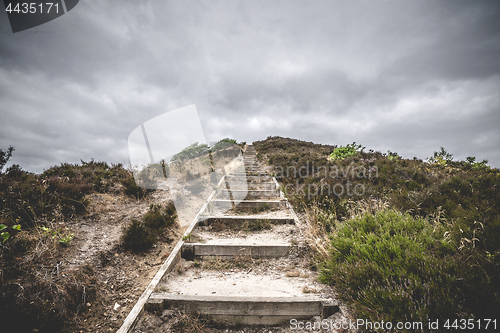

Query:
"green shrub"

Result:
[[144, 203, 176, 230], [464, 156, 490, 170], [122, 177, 149, 199], [38, 226, 74, 246], [428, 147, 454, 166], [122, 219, 155, 252], [171, 142, 210, 162], [0, 223, 21, 243], [329, 142, 364, 160], [124, 203, 177, 253], [211, 138, 237, 152], [386, 150, 401, 161], [319, 209, 499, 324]]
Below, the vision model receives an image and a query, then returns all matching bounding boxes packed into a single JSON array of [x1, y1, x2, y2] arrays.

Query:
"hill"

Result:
[[1, 137, 499, 332], [254, 136, 500, 329], [0, 157, 180, 332]]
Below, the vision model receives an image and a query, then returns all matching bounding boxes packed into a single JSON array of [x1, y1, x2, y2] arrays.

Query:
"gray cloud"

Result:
[[0, 0, 499, 172]]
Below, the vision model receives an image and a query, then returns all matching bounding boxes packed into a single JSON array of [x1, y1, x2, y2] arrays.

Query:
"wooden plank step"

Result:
[[210, 199, 283, 209], [181, 244, 291, 260], [198, 216, 294, 226], [229, 182, 277, 190], [218, 189, 279, 199], [145, 294, 339, 325], [230, 172, 268, 176], [226, 175, 272, 181]]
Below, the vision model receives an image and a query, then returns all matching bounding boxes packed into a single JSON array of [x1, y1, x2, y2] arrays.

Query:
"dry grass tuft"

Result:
[[344, 198, 389, 220], [303, 198, 389, 262]]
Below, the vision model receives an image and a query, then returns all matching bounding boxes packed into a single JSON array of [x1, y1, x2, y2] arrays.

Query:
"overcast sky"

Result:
[[1, 0, 499, 173]]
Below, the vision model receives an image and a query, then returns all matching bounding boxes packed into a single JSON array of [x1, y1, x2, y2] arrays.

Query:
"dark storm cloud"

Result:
[[0, 0, 499, 172]]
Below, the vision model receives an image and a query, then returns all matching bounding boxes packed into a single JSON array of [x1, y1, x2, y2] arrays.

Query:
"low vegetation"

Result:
[[170, 138, 240, 163], [1, 157, 149, 230], [0, 146, 152, 332], [211, 138, 238, 152], [2, 137, 498, 331], [320, 208, 497, 323], [255, 136, 500, 330], [123, 203, 177, 253], [329, 142, 364, 160]]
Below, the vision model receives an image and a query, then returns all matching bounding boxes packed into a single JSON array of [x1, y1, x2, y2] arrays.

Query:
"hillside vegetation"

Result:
[[0, 138, 238, 332], [0, 148, 178, 332], [254, 136, 500, 330]]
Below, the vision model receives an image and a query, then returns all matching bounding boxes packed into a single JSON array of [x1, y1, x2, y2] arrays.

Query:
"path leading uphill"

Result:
[[118, 145, 342, 332]]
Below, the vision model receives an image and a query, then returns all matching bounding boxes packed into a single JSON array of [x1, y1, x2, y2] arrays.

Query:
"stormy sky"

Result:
[[1, 0, 499, 173]]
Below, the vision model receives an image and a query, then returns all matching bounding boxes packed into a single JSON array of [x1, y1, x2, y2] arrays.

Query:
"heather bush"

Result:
[[123, 203, 177, 253], [319, 209, 499, 324], [1, 230, 96, 333], [122, 219, 156, 252], [0, 160, 149, 227], [144, 203, 176, 230], [122, 176, 149, 199], [254, 136, 500, 329]]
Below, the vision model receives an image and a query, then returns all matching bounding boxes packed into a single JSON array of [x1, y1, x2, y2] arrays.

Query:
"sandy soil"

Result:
[[156, 256, 334, 300], [59, 189, 181, 333], [193, 224, 300, 245]]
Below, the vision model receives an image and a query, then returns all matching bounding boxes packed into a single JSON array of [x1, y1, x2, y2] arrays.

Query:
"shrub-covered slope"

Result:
[[0, 156, 167, 333], [254, 136, 500, 329]]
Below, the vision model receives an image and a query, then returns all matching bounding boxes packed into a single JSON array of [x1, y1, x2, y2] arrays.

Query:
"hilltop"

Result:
[[1, 137, 499, 332]]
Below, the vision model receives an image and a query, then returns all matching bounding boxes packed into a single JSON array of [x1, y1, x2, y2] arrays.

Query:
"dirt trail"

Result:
[[58, 189, 180, 333]]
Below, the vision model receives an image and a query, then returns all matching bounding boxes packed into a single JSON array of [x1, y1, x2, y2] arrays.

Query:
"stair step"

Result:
[[198, 216, 294, 226], [226, 175, 273, 182], [230, 172, 268, 176], [145, 294, 338, 325], [223, 183, 274, 190], [181, 243, 292, 260], [219, 189, 279, 199], [228, 182, 277, 190], [210, 199, 283, 209]]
